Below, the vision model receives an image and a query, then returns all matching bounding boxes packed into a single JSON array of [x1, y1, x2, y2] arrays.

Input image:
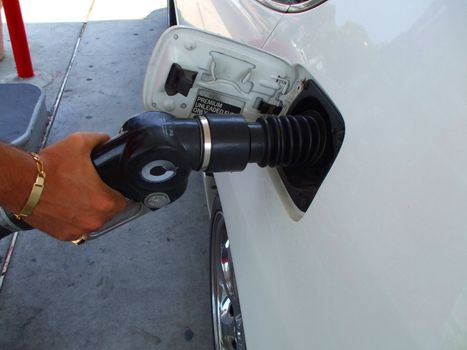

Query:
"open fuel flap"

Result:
[[143, 26, 344, 216]]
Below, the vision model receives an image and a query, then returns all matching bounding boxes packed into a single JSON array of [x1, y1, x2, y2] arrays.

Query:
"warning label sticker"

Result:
[[191, 95, 242, 116]]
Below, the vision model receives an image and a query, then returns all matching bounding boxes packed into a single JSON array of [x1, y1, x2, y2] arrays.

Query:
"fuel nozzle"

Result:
[[199, 112, 327, 172], [92, 111, 328, 206], [91, 111, 328, 204]]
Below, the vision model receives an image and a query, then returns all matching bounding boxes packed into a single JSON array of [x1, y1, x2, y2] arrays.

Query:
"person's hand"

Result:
[[24, 132, 126, 241]]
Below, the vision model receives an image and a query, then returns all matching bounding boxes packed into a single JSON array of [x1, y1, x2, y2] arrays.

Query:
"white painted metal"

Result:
[[173, 0, 282, 47], [168, 0, 467, 349], [216, 1, 467, 349]]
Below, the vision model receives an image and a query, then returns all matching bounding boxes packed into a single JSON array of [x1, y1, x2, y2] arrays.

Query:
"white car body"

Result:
[[166, 1, 467, 349]]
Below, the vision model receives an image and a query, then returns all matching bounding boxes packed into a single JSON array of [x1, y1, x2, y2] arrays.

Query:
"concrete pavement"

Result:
[[0, 1, 213, 349]]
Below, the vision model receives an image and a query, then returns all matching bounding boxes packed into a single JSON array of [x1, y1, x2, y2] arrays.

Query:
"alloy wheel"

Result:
[[210, 209, 246, 350]]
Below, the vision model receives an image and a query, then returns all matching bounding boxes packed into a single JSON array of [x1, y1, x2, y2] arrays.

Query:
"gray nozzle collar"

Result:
[[197, 115, 212, 171]]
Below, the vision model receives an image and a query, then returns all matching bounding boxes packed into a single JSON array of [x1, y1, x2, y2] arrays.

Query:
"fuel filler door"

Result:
[[143, 26, 345, 215], [143, 26, 310, 121]]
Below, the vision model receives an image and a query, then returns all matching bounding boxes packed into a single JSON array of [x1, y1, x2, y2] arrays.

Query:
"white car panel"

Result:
[[213, 1, 467, 349], [169, 0, 467, 348], [173, 0, 282, 47]]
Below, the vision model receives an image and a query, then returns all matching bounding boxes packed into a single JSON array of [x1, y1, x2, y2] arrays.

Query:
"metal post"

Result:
[[2, 0, 33, 77]]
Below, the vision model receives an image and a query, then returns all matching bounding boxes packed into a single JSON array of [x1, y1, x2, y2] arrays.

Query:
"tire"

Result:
[[210, 195, 247, 350]]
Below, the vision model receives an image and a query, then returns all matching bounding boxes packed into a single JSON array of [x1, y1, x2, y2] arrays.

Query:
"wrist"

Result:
[[14, 152, 46, 219], [0, 144, 38, 213]]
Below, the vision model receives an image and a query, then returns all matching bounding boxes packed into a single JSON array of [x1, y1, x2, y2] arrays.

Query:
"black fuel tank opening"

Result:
[[279, 79, 345, 212]]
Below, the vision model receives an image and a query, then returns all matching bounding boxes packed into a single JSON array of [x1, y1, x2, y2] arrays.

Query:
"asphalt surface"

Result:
[[0, 1, 213, 349]]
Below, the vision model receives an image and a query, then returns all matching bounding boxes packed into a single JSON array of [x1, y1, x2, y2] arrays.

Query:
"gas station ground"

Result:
[[0, 1, 213, 348]]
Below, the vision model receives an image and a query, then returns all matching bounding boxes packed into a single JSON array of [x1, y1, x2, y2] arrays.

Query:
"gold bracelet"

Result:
[[15, 152, 46, 220]]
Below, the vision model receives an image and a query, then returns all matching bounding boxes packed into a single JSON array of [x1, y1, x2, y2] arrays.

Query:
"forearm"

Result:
[[0, 142, 36, 214], [0, 134, 126, 241]]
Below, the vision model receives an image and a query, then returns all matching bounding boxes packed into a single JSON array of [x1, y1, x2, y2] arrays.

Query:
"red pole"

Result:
[[2, 0, 34, 78]]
